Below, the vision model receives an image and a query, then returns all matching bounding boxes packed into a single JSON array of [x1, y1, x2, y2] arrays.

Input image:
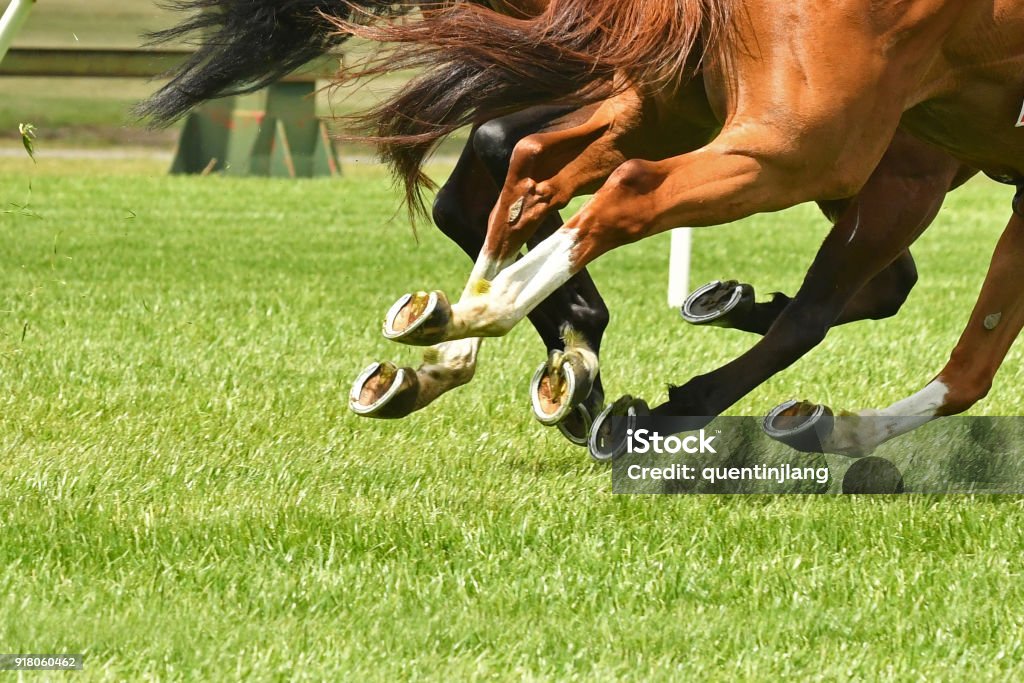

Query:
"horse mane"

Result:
[[330, 0, 736, 215]]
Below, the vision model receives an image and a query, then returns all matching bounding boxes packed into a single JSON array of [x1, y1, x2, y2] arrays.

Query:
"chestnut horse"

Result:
[[342, 0, 1023, 457]]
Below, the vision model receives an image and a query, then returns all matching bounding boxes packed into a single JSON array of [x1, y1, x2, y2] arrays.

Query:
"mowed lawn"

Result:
[[2, 153, 1024, 680]]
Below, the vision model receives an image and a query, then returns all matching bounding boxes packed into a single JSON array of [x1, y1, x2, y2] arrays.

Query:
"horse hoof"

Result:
[[588, 395, 650, 463], [681, 280, 755, 327], [556, 403, 595, 447], [763, 400, 835, 453], [382, 291, 452, 346], [842, 456, 905, 494], [349, 361, 420, 419], [530, 351, 597, 427]]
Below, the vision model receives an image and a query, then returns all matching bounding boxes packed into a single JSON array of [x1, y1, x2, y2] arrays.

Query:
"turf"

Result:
[[2, 153, 1024, 680]]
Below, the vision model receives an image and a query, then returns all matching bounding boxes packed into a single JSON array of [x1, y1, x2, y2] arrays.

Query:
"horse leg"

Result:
[[479, 90, 715, 429], [382, 94, 642, 345], [482, 93, 660, 427], [475, 105, 614, 439], [378, 93, 668, 430], [351, 142, 495, 419], [682, 251, 920, 334], [766, 208, 1024, 456], [381, 87, 713, 345]]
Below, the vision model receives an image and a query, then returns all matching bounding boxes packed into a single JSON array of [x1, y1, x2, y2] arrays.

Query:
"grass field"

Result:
[[3, 151, 1024, 679]]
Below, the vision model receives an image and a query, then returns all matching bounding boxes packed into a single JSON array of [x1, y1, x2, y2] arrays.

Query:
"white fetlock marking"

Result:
[[463, 256, 514, 299], [418, 338, 482, 393], [823, 380, 949, 456], [451, 228, 580, 338]]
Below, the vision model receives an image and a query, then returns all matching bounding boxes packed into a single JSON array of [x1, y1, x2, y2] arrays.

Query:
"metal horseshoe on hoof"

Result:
[[680, 280, 756, 327], [556, 403, 595, 447], [763, 400, 835, 454], [588, 395, 650, 463], [349, 361, 421, 419], [529, 351, 596, 427], [382, 290, 454, 347]]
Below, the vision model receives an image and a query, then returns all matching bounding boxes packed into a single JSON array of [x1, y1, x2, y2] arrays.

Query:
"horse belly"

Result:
[[900, 1, 1024, 176], [902, 70, 1024, 178]]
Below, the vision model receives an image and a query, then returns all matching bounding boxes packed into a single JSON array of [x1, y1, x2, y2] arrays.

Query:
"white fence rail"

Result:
[[0, 0, 35, 65]]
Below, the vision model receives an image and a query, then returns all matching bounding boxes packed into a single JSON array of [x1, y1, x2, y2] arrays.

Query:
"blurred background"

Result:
[[3, 0, 185, 148], [0, 0, 448, 155]]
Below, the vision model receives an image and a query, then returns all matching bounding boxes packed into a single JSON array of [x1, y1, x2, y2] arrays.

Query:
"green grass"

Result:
[[2, 155, 1024, 680]]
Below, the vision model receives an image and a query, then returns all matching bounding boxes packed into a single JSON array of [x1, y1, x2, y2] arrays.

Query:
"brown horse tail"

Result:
[[331, 0, 734, 215], [135, 0, 421, 125]]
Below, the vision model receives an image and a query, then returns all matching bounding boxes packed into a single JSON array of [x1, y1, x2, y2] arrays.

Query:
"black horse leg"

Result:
[[704, 248, 920, 336]]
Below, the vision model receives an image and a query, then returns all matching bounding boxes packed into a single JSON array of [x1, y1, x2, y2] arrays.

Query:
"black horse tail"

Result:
[[136, 0, 417, 125]]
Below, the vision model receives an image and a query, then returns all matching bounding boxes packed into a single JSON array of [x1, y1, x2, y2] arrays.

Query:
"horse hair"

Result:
[[136, 0, 417, 125], [331, 0, 736, 215]]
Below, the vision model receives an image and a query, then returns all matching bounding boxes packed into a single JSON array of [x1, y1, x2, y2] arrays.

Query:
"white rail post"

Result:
[[0, 0, 35, 65], [667, 227, 693, 308]]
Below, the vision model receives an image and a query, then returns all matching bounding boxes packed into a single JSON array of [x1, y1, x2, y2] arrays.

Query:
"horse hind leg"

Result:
[[767, 208, 1024, 457], [352, 141, 495, 419]]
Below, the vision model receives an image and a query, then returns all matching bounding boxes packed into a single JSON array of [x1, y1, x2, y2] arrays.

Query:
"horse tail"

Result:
[[136, 0, 418, 125], [331, 0, 733, 215]]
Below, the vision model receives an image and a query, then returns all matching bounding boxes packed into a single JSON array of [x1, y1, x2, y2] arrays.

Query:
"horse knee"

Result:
[[473, 120, 518, 180]]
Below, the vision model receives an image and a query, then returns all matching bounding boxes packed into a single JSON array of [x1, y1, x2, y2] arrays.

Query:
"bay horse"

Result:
[[340, 0, 1024, 457]]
